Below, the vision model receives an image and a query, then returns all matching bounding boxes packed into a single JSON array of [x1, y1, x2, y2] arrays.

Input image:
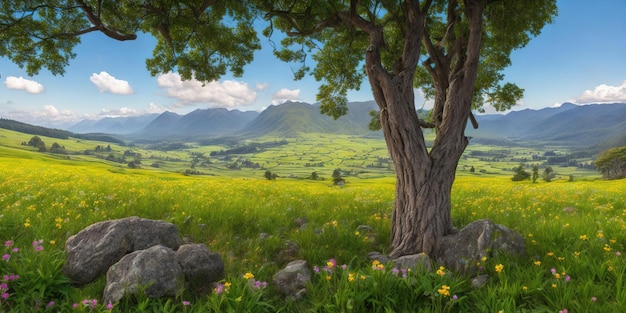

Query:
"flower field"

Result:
[[0, 150, 624, 312]]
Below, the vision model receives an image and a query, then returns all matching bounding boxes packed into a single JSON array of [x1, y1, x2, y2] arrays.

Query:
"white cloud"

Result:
[[256, 82, 269, 91], [2, 105, 87, 128], [575, 81, 626, 104], [271, 88, 301, 105], [4, 76, 45, 94], [156, 72, 257, 108], [97, 103, 166, 118], [89, 71, 133, 95]]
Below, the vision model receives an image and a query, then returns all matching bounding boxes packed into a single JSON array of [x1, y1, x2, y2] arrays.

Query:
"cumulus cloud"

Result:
[[4, 76, 45, 94], [157, 72, 257, 108], [89, 71, 133, 95], [575, 81, 626, 104], [271, 88, 301, 105]]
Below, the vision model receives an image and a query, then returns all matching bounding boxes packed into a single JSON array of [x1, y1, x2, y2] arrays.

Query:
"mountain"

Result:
[[61, 101, 625, 151], [69, 114, 160, 134], [470, 103, 626, 150], [241, 101, 381, 137], [134, 108, 258, 139]]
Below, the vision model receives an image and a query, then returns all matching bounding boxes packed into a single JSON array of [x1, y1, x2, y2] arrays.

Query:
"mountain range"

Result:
[[55, 101, 626, 151]]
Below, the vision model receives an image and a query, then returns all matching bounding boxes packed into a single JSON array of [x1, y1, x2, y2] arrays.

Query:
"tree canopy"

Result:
[[1, 1, 259, 81]]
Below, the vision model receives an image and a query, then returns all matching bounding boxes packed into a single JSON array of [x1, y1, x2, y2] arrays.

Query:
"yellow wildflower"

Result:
[[243, 272, 255, 280], [436, 266, 445, 276], [437, 285, 451, 297], [495, 264, 504, 273]]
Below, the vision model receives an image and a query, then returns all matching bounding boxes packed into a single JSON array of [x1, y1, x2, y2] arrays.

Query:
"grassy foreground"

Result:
[[0, 151, 624, 312]]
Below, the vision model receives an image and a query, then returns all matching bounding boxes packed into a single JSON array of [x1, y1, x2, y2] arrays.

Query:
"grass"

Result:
[[0, 130, 623, 312]]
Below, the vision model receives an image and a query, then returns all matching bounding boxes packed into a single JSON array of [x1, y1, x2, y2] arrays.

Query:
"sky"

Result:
[[1, 0, 626, 128]]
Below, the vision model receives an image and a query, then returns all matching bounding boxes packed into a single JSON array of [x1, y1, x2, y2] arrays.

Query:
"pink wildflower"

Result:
[[214, 284, 224, 295]]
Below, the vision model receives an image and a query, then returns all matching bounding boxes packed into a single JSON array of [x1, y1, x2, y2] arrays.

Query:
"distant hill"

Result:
[[134, 108, 258, 139], [470, 103, 626, 151], [0, 118, 125, 145], [69, 114, 160, 134], [240, 101, 381, 137]]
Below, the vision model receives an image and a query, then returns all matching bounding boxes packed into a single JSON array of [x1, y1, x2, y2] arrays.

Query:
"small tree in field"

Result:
[[511, 165, 530, 181], [332, 168, 345, 186], [1, 0, 557, 257], [543, 166, 554, 182], [532, 164, 539, 183]]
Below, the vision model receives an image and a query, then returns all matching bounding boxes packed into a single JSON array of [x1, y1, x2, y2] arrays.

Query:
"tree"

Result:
[[511, 164, 530, 181], [260, 0, 556, 257], [595, 146, 626, 179], [542, 166, 554, 182], [332, 168, 345, 186], [531, 164, 539, 183], [264, 170, 277, 180], [1, 0, 557, 257], [27, 136, 46, 152]]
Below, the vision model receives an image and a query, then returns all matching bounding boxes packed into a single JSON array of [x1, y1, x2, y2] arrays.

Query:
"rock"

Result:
[[273, 260, 311, 299], [293, 217, 308, 228], [367, 251, 391, 264], [434, 219, 525, 275], [277, 240, 300, 263], [393, 253, 432, 272], [356, 225, 374, 233], [471, 274, 490, 288], [175, 244, 224, 294], [103, 245, 184, 304], [63, 217, 184, 284]]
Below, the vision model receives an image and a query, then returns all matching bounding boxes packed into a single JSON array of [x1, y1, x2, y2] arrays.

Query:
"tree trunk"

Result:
[[363, 0, 485, 258], [378, 83, 464, 258]]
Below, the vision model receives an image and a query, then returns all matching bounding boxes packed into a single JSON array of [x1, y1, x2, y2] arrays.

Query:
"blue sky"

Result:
[[1, 0, 626, 128]]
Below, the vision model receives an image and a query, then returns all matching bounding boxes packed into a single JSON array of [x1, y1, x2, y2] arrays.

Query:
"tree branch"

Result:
[[76, 0, 137, 41]]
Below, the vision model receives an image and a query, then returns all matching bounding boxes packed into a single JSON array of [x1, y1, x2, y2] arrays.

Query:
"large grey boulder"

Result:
[[434, 219, 525, 274], [175, 244, 225, 294], [63, 217, 184, 284], [103, 245, 184, 304], [273, 260, 311, 300]]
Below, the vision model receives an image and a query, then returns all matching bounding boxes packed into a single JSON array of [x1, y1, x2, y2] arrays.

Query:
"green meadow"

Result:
[[0, 128, 624, 312]]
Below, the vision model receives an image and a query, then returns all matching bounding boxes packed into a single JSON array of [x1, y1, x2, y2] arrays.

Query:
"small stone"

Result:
[[273, 260, 311, 299], [471, 274, 489, 288]]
